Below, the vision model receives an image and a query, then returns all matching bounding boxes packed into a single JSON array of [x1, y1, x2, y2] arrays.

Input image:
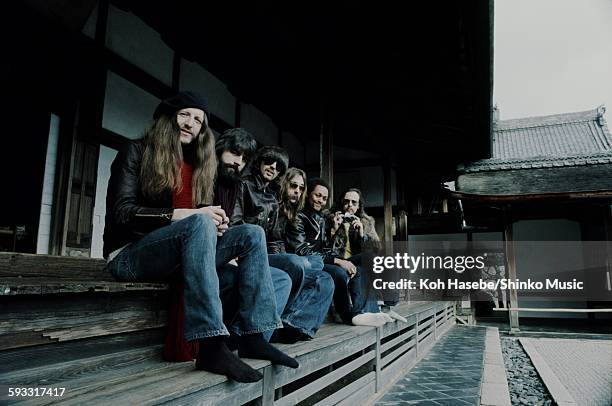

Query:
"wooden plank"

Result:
[[456, 165, 612, 196], [336, 378, 376, 406], [273, 329, 377, 389], [381, 327, 416, 353], [381, 338, 416, 368], [0, 278, 167, 295], [0, 252, 108, 280], [381, 345, 417, 380], [53, 357, 269, 406], [261, 366, 275, 406], [375, 327, 381, 392], [315, 371, 375, 406], [0, 330, 58, 350], [2, 345, 162, 386], [0, 292, 168, 350], [0, 329, 163, 374], [276, 350, 374, 406]]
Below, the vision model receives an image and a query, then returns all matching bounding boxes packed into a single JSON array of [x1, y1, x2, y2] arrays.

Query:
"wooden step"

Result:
[[0, 277, 168, 296], [1, 291, 168, 351], [0, 252, 108, 280], [2, 301, 457, 406]]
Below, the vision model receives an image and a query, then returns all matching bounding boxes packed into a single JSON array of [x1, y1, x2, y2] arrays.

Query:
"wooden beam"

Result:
[[450, 189, 612, 201], [504, 218, 520, 332], [456, 165, 612, 197], [383, 160, 393, 243], [319, 103, 333, 198]]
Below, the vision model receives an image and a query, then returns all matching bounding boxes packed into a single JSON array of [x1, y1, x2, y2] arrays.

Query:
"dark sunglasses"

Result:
[[262, 158, 278, 166], [289, 182, 305, 191]]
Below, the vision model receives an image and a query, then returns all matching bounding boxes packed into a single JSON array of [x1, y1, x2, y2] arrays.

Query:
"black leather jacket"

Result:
[[103, 140, 174, 258], [231, 174, 286, 253], [285, 207, 336, 263], [231, 174, 277, 233]]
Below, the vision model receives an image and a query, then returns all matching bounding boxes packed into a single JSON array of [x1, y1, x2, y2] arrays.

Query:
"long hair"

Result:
[[337, 187, 366, 217], [279, 167, 307, 223], [140, 113, 217, 206]]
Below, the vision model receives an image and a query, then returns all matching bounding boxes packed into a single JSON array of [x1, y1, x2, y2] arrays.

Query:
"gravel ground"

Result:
[[501, 337, 555, 406]]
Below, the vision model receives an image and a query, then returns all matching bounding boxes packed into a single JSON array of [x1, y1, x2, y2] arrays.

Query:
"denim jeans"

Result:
[[268, 253, 306, 307], [324, 255, 379, 323], [106, 214, 282, 341], [269, 266, 292, 327], [269, 254, 334, 337]]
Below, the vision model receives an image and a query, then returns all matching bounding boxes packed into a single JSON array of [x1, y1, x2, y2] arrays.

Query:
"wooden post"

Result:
[[415, 312, 420, 357], [433, 305, 438, 340], [319, 101, 333, 198], [383, 159, 393, 244], [261, 366, 275, 405], [375, 327, 382, 392], [504, 220, 520, 332]]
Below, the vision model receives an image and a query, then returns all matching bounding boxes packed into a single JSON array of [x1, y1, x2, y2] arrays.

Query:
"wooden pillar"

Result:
[[504, 216, 520, 332], [383, 159, 393, 243], [319, 103, 333, 198], [375, 327, 382, 392]]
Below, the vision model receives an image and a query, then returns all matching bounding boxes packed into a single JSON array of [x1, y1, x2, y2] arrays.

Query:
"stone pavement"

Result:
[[520, 338, 612, 406], [375, 326, 486, 405]]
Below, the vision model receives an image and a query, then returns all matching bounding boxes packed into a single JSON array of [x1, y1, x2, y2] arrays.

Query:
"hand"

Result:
[[335, 258, 357, 279], [216, 222, 229, 237], [351, 218, 364, 237], [172, 206, 228, 226], [332, 211, 343, 232], [199, 206, 228, 226]]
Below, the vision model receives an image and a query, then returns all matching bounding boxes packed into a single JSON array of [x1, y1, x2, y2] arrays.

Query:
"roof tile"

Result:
[[461, 106, 612, 173]]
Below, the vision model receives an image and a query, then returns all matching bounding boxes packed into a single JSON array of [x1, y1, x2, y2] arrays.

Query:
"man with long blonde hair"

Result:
[[104, 92, 296, 383]]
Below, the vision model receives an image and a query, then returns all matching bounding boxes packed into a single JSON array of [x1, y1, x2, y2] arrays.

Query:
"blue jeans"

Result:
[[269, 254, 334, 337], [324, 255, 379, 323], [106, 214, 282, 340], [269, 266, 292, 329]]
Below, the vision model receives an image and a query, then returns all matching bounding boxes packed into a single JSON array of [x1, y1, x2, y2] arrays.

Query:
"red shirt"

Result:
[[172, 162, 194, 209]]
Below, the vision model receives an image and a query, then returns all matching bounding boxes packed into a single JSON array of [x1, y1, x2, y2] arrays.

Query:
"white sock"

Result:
[[384, 309, 408, 323], [380, 312, 394, 323], [352, 312, 387, 327]]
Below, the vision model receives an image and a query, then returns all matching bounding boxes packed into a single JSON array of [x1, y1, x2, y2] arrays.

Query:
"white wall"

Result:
[[102, 72, 160, 139], [90, 146, 118, 258], [36, 114, 60, 254], [106, 5, 174, 86]]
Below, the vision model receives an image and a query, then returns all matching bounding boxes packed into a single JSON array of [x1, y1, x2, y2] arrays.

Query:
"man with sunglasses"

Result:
[[232, 148, 334, 343]]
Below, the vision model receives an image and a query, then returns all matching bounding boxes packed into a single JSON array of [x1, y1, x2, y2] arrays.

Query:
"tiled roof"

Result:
[[460, 106, 612, 173]]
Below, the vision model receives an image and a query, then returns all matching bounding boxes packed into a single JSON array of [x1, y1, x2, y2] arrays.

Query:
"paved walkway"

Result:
[[375, 326, 486, 405], [521, 338, 612, 406]]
